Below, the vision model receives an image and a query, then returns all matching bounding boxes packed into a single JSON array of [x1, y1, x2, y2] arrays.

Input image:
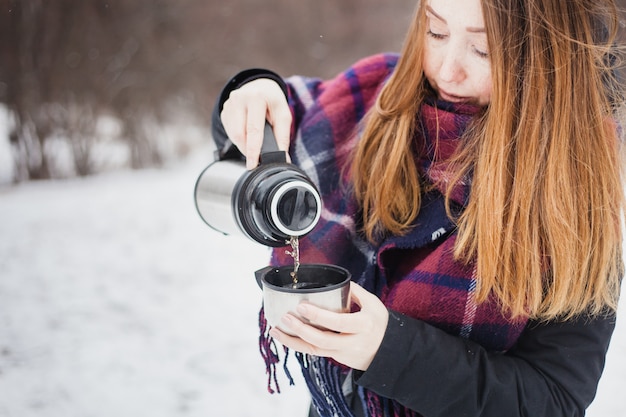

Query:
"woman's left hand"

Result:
[[269, 282, 389, 371]]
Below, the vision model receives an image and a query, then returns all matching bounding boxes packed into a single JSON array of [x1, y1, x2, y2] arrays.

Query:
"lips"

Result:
[[438, 88, 469, 103]]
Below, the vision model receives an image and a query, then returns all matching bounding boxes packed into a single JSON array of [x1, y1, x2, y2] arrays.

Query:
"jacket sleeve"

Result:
[[354, 309, 616, 417]]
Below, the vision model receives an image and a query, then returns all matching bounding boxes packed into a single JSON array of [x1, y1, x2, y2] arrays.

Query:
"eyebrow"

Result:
[[426, 5, 486, 33]]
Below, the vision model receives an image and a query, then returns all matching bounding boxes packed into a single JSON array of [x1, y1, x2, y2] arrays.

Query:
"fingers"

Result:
[[267, 105, 292, 156], [295, 302, 356, 334], [220, 78, 292, 169], [269, 282, 389, 371], [243, 101, 266, 169], [295, 283, 380, 334], [272, 315, 345, 354], [270, 306, 384, 371], [220, 97, 247, 152]]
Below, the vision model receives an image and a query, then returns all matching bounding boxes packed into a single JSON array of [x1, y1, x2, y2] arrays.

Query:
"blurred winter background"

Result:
[[0, 1, 624, 416]]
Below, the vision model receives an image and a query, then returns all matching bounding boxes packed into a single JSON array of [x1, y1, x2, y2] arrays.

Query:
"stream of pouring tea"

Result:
[[286, 236, 300, 287]]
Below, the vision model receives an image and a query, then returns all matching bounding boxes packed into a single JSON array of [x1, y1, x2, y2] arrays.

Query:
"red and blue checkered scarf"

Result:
[[259, 54, 528, 417]]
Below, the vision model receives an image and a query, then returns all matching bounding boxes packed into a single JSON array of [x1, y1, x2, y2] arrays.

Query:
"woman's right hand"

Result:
[[220, 78, 292, 169]]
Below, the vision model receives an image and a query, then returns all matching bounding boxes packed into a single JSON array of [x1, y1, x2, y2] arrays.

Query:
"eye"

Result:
[[473, 46, 489, 59], [427, 30, 447, 40]]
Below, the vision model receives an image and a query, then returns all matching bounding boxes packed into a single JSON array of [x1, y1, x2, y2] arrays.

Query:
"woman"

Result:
[[212, 0, 625, 416]]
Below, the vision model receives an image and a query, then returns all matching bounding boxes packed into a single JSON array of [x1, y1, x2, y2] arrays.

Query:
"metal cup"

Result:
[[255, 264, 351, 336]]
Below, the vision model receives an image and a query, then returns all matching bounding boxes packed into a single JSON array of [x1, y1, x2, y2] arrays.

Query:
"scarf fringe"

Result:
[[258, 306, 294, 394], [296, 353, 356, 417]]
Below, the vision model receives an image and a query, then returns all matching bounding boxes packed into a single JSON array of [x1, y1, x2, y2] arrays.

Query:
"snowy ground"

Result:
[[0, 149, 624, 417]]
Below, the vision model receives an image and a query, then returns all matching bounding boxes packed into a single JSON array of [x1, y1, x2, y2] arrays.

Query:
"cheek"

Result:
[[422, 46, 440, 81], [475, 72, 493, 105]]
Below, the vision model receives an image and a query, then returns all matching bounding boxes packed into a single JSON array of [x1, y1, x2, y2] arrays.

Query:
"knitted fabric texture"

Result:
[[258, 54, 529, 417]]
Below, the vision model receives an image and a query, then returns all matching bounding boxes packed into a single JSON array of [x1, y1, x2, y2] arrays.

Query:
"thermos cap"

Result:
[[194, 121, 322, 247], [270, 180, 321, 237]]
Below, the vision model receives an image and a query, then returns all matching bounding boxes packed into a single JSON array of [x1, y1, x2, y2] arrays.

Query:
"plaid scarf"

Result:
[[258, 54, 529, 417]]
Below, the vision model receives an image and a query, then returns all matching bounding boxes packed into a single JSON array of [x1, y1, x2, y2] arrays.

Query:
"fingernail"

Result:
[[281, 315, 293, 326], [296, 304, 308, 315]]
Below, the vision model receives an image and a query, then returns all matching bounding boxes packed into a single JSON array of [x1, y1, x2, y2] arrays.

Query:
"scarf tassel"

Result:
[[258, 306, 294, 394], [296, 353, 356, 417]]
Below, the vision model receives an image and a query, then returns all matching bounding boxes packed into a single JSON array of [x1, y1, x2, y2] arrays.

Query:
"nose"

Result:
[[438, 48, 467, 84]]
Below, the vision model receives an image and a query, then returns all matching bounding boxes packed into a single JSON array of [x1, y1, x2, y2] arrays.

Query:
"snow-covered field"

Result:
[[0, 149, 623, 417]]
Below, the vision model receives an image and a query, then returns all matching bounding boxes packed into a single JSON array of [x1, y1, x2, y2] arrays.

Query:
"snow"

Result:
[[0, 150, 309, 417], [0, 148, 624, 417]]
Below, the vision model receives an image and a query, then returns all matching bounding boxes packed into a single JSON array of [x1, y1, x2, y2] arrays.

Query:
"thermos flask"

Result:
[[194, 122, 322, 247]]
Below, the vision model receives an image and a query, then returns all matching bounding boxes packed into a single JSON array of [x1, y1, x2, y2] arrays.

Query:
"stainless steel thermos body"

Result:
[[194, 159, 248, 237], [194, 123, 322, 247]]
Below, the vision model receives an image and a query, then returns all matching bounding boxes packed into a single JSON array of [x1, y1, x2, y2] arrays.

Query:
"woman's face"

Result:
[[422, 0, 492, 106]]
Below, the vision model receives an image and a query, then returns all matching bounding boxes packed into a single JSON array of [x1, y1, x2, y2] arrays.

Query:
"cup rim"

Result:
[[260, 263, 351, 294]]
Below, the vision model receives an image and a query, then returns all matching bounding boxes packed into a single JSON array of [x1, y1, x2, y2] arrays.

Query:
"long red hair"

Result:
[[351, 0, 625, 320]]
